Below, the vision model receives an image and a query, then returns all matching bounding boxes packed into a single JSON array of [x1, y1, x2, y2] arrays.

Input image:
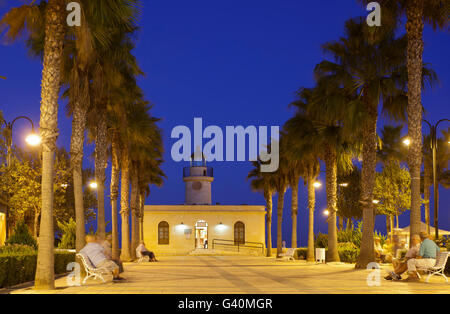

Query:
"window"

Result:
[[234, 221, 245, 245], [158, 221, 169, 245]]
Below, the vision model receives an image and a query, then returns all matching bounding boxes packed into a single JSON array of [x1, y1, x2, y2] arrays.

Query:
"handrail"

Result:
[[212, 238, 265, 255]]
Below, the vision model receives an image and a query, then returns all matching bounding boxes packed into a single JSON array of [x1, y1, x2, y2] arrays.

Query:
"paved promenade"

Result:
[[8, 256, 450, 294]]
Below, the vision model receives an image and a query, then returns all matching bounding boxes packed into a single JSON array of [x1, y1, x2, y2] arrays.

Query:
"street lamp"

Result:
[[313, 181, 322, 189], [1, 115, 41, 240], [89, 181, 98, 190], [423, 119, 450, 240]]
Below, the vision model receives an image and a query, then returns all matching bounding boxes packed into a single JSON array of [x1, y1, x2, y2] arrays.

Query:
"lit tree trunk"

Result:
[[34, 207, 40, 239], [130, 164, 139, 259], [35, 0, 65, 290], [276, 189, 286, 257], [110, 134, 120, 261], [95, 115, 108, 239], [306, 178, 316, 262], [291, 178, 299, 249], [120, 146, 132, 262], [265, 190, 273, 257], [70, 103, 87, 252], [356, 99, 378, 269], [423, 160, 431, 235], [406, 0, 424, 243], [324, 145, 339, 262], [390, 216, 394, 243]]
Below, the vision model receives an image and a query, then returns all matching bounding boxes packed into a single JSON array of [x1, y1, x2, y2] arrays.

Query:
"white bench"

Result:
[[76, 253, 112, 284], [417, 251, 449, 283], [278, 248, 297, 261]]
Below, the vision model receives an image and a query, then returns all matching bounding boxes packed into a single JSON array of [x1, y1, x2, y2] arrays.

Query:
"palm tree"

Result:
[[284, 113, 321, 262], [279, 136, 303, 249], [358, 0, 449, 246], [248, 160, 276, 257], [315, 18, 436, 268]]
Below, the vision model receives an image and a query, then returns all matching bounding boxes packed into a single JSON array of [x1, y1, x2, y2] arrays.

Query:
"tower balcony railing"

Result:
[[183, 166, 213, 178]]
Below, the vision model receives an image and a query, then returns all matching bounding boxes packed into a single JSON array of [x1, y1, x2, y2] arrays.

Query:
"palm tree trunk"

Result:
[[356, 101, 378, 269], [276, 188, 286, 257], [139, 192, 145, 241], [35, 0, 65, 290], [291, 178, 299, 249], [423, 160, 431, 235], [95, 116, 108, 239], [70, 103, 87, 252], [324, 145, 339, 262], [110, 134, 120, 261], [34, 207, 40, 239], [265, 190, 273, 257], [306, 178, 316, 262], [406, 0, 424, 243], [130, 164, 139, 259], [120, 146, 132, 262]]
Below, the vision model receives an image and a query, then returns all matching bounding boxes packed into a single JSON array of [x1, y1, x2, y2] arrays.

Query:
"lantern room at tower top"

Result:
[[143, 156, 266, 256]]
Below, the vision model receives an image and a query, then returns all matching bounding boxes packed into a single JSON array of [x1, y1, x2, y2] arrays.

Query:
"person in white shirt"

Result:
[[136, 242, 157, 262], [80, 235, 125, 281], [384, 234, 421, 281]]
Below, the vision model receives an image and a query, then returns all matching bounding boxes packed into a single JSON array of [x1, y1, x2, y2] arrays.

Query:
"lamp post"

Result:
[[423, 119, 450, 240], [2, 115, 41, 240]]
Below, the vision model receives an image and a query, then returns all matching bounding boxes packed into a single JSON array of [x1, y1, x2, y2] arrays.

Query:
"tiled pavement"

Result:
[[8, 256, 450, 294]]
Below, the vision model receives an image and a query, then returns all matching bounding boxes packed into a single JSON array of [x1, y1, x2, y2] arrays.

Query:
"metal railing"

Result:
[[212, 239, 265, 255], [183, 166, 213, 178]]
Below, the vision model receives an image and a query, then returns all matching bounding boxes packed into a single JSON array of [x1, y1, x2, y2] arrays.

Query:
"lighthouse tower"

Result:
[[183, 151, 214, 205]]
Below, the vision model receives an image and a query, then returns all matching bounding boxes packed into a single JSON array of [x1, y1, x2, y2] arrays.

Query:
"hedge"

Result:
[[293, 246, 359, 263], [0, 252, 75, 288]]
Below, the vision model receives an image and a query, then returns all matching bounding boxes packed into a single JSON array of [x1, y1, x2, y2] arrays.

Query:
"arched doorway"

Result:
[[195, 220, 208, 249]]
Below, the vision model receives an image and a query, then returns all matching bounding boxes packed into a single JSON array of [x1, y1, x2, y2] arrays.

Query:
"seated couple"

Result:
[[385, 232, 440, 282], [80, 235, 125, 282], [136, 242, 158, 262]]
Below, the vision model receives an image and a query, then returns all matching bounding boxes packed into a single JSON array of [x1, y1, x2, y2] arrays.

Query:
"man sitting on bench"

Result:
[[403, 232, 440, 282], [384, 234, 420, 281], [136, 241, 158, 262], [80, 235, 125, 281]]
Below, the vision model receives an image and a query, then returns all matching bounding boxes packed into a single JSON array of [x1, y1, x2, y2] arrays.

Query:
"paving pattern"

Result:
[[8, 256, 450, 294]]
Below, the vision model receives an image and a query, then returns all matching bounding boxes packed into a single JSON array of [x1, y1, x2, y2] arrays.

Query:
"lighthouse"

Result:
[[183, 151, 214, 205]]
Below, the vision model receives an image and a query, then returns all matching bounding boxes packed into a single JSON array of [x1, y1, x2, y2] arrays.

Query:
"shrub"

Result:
[[295, 248, 308, 260], [337, 243, 359, 263], [0, 249, 75, 288], [5, 220, 37, 249], [57, 218, 76, 250], [315, 232, 328, 248]]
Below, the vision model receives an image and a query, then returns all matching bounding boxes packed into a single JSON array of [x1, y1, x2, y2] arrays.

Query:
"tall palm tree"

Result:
[[1, 0, 67, 290], [284, 113, 321, 262], [358, 0, 449, 246], [248, 160, 276, 257], [315, 18, 436, 268]]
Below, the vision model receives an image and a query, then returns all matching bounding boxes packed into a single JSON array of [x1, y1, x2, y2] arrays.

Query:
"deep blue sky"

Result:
[[0, 1, 448, 247]]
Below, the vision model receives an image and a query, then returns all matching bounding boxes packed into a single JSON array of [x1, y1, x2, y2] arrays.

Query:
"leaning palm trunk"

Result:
[[265, 190, 273, 257], [406, 0, 425, 242], [130, 165, 139, 259], [306, 178, 316, 262], [356, 101, 378, 269], [276, 188, 286, 257], [423, 160, 431, 235], [34, 0, 65, 290], [324, 145, 339, 262], [290, 178, 299, 249], [120, 147, 132, 262], [95, 116, 108, 239], [70, 103, 87, 252], [110, 134, 120, 261]]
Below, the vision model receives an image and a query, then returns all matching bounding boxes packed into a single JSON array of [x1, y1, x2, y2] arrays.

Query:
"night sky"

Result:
[[0, 1, 449, 247]]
